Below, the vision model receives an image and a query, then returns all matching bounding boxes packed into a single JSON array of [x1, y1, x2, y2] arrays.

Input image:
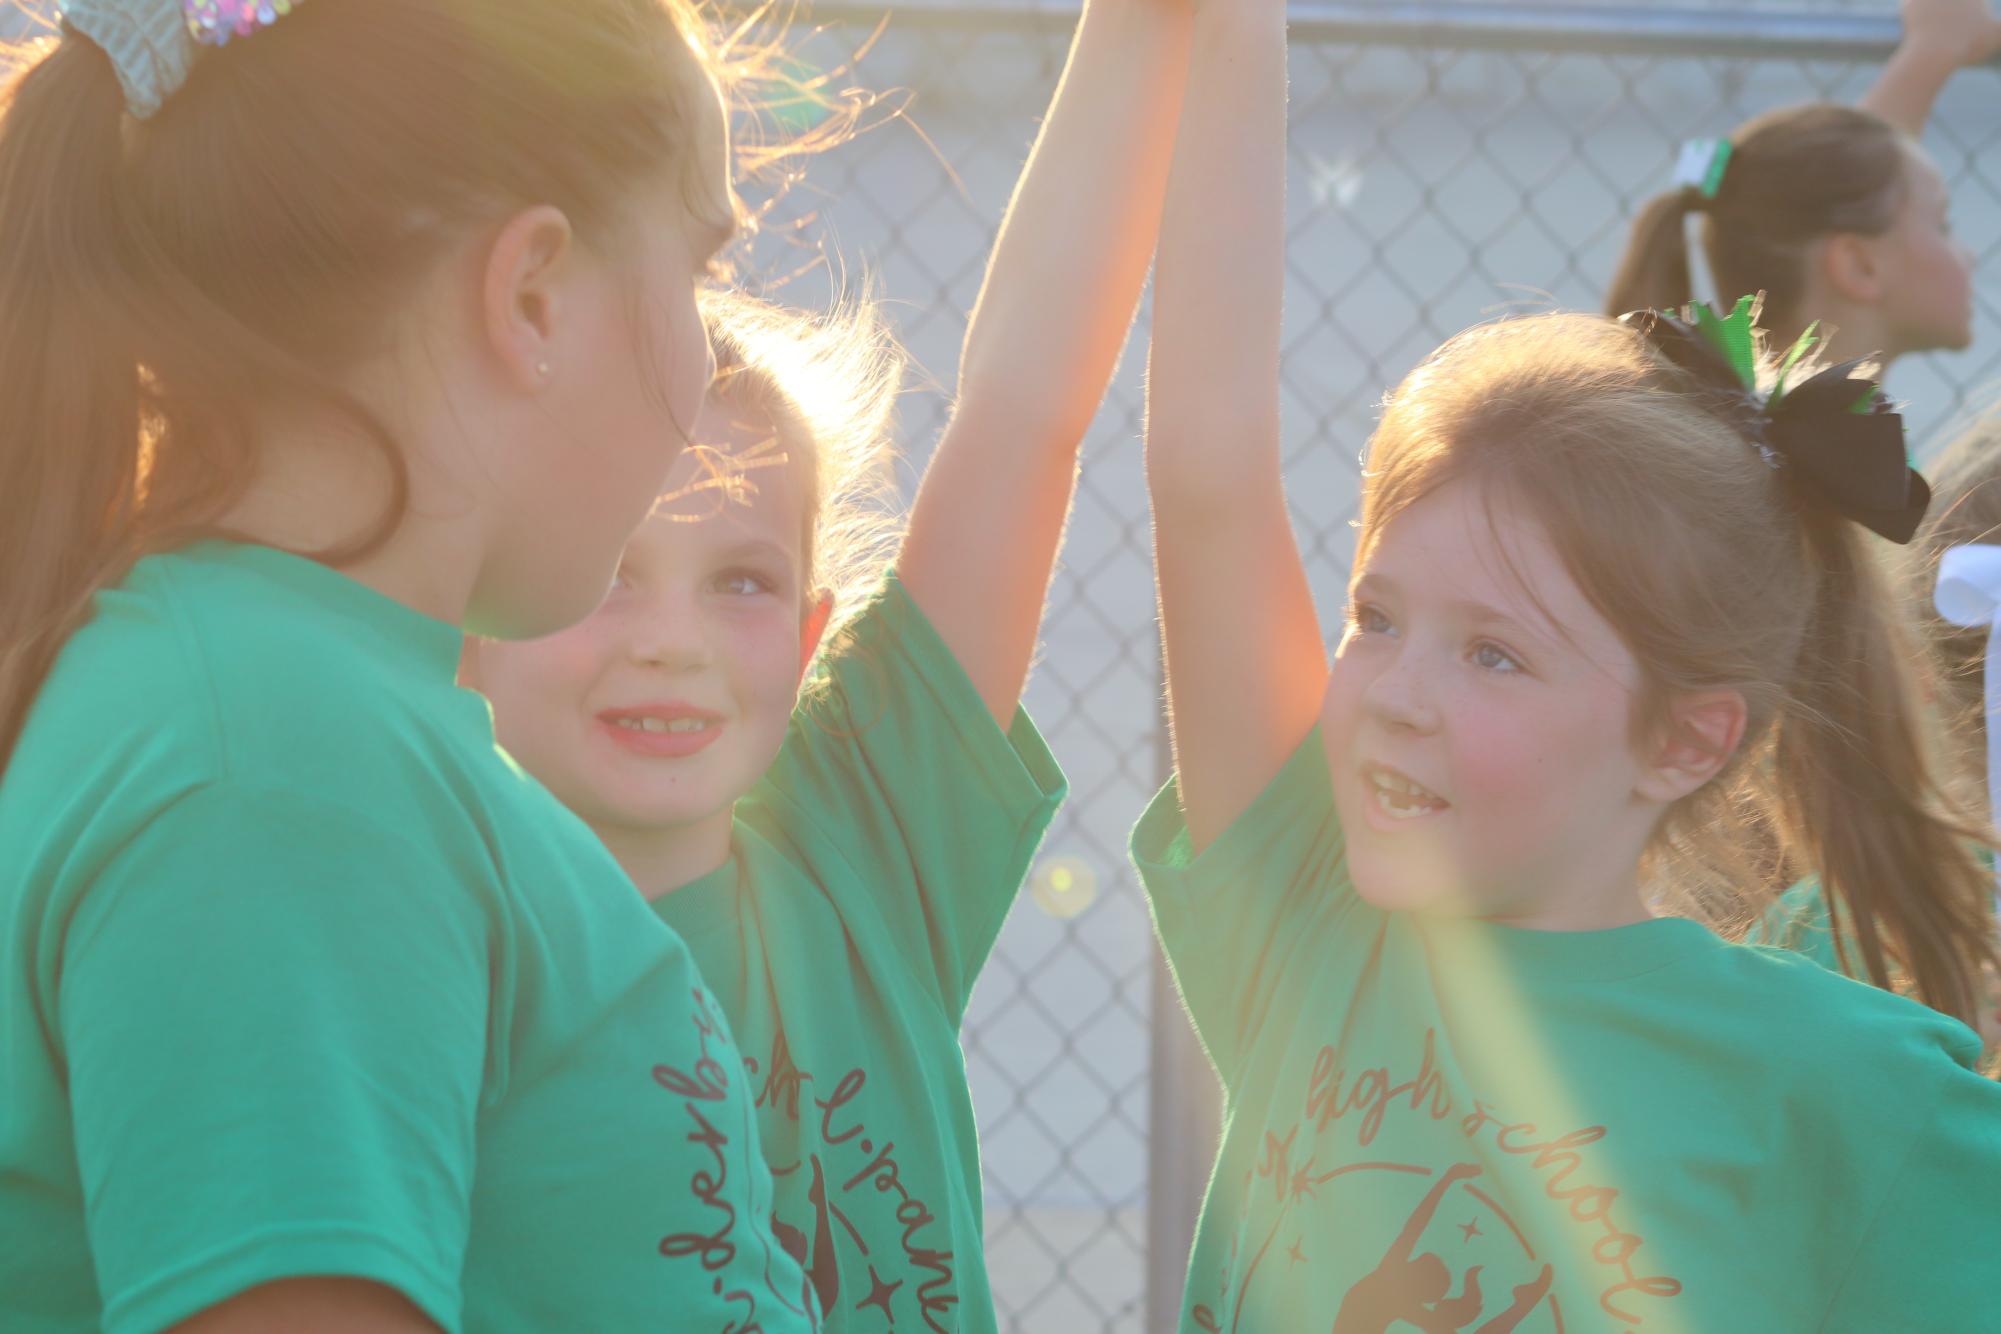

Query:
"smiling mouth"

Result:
[[608, 716, 714, 735], [1363, 764, 1449, 820], [596, 706, 726, 757]]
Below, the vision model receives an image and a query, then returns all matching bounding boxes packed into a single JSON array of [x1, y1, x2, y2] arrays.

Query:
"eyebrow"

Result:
[[1352, 571, 1554, 644], [712, 535, 797, 566]]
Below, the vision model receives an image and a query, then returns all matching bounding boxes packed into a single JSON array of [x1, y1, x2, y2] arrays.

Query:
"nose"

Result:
[[1360, 648, 1439, 735], [624, 589, 712, 675]]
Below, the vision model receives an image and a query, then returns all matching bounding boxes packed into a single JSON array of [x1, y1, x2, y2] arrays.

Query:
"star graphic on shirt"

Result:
[[856, 1264, 902, 1320], [1459, 1218, 1482, 1242], [1286, 1238, 1306, 1265], [1289, 1155, 1322, 1202]]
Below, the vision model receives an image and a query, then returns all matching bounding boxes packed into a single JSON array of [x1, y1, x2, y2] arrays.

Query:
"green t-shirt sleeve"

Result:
[[757, 573, 1067, 1020], [1818, 1051, 2001, 1325], [58, 782, 488, 1334], [1130, 727, 1355, 1091]]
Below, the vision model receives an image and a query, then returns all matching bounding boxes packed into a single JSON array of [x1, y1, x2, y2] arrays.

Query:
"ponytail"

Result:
[[0, 0, 747, 773], [1605, 105, 1907, 339], [0, 36, 148, 773], [1773, 515, 2000, 1027], [0, 33, 396, 775], [1603, 187, 1703, 317]]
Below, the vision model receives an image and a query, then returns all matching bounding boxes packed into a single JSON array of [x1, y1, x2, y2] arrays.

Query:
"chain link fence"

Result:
[[733, 3, 2001, 1329]]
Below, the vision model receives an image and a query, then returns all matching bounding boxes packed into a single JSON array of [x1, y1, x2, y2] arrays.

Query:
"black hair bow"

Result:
[[1619, 302, 1930, 544]]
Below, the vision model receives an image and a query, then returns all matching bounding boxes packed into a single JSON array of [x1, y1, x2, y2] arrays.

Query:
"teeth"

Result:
[[613, 717, 711, 734], [1367, 769, 1444, 816]]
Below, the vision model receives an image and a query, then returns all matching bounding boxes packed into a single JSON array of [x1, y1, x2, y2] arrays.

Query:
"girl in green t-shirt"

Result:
[[1138, 0, 2001, 1325], [1605, 0, 2000, 375], [0, 3, 823, 1331], [463, 4, 1194, 1328]]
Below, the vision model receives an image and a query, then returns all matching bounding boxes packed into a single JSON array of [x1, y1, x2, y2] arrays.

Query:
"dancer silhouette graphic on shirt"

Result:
[[1332, 1162, 1554, 1334], [772, 1155, 841, 1316]]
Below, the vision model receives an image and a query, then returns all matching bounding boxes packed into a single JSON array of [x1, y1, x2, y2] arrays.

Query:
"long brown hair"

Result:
[[1360, 313, 1999, 1027], [1605, 105, 1909, 342], [0, 0, 739, 773]]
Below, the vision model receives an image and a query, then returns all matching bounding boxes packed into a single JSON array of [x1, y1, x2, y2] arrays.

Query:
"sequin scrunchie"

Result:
[[61, 0, 302, 120]]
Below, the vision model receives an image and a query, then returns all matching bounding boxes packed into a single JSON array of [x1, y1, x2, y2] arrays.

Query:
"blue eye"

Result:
[[1470, 641, 1523, 675], [1351, 603, 1394, 636], [716, 571, 773, 597]]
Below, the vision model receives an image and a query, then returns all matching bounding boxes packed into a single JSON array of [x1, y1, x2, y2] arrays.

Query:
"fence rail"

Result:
[[811, 0, 1940, 60]]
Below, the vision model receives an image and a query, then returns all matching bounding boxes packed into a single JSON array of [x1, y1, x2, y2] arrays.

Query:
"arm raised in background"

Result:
[[898, 0, 1193, 722], [1861, 0, 2001, 135], [1146, 0, 1325, 849]]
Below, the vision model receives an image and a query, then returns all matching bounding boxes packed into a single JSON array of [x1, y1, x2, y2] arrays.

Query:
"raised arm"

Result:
[[897, 0, 1193, 722], [1146, 0, 1324, 848], [1860, 0, 2001, 136]]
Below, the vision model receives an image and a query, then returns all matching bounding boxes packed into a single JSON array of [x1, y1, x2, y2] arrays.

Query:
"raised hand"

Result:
[[1147, 0, 1326, 846], [897, 0, 1194, 722], [1861, 0, 2001, 134], [1900, 0, 2001, 71]]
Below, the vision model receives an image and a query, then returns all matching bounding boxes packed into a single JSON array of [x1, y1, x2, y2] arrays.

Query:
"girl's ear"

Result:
[[1818, 230, 1888, 306], [1637, 687, 1747, 803], [798, 589, 835, 682], [481, 203, 577, 393]]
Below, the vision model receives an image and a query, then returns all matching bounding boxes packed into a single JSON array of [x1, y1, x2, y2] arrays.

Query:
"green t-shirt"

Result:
[[1750, 861, 1998, 992], [652, 575, 1066, 1334], [0, 542, 815, 1334], [1747, 879, 1848, 975], [1133, 728, 2001, 1333]]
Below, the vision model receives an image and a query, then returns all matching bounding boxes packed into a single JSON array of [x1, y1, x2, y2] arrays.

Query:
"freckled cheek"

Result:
[[723, 616, 816, 719], [1948, 250, 1975, 312], [1439, 707, 1603, 855], [475, 646, 599, 799], [522, 629, 625, 708], [494, 629, 619, 743], [1317, 660, 1368, 746], [1921, 239, 1972, 309], [1316, 672, 1370, 800]]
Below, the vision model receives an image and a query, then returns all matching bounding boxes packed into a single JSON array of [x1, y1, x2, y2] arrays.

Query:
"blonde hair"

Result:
[[700, 286, 904, 628], [1360, 312, 1998, 1025]]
